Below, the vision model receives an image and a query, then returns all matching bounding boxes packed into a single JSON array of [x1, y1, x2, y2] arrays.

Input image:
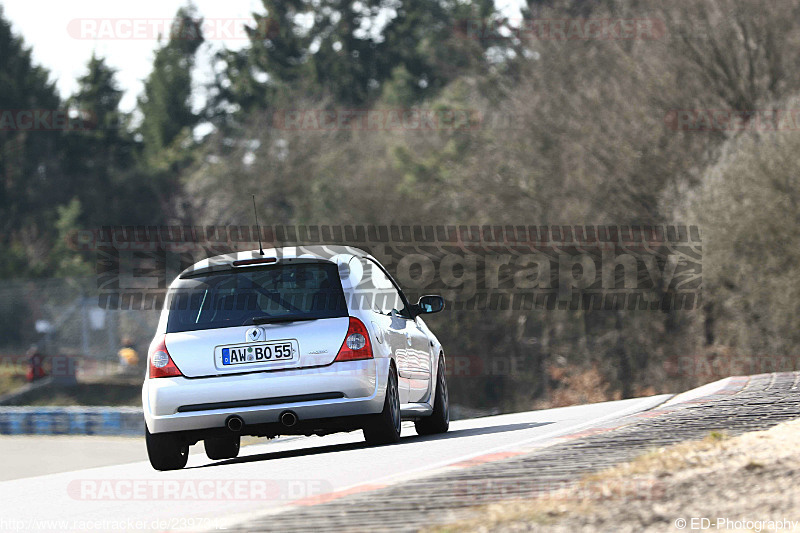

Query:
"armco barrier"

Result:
[[0, 407, 144, 435]]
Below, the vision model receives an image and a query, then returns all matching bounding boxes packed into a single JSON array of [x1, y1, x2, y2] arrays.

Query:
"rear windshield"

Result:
[[166, 262, 348, 333]]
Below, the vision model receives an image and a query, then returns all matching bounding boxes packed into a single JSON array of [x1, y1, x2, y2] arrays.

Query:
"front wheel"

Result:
[[415, 356, 449, 436], [146, 428, 189, 471], [363, 366, 401, 445]]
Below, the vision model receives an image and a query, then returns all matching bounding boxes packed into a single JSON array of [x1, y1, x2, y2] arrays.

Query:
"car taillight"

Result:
[[334, 317, 373, 362], [148, 337, 184, 378]]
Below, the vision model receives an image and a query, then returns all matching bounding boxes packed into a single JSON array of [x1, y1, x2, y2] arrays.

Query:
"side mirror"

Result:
[[415, 295, 444, 315]]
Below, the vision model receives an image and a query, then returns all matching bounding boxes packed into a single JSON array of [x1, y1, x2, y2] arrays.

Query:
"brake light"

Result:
[[232, 257, 277, 267], [148, 337, 184, 378], [334, 317, 373, 362]]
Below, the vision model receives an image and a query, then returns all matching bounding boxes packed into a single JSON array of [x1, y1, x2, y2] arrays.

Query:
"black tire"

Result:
[[415, 356, 449, 436], [146, 427, 189, 471], [363, 366, 401, 445], [204, 435, 241, 460]]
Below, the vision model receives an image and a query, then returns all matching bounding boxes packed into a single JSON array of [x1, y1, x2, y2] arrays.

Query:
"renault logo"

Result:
[[246, 327, 264, 342]]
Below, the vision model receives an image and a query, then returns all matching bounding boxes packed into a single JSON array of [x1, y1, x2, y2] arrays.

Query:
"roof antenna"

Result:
[[252, 194, 264, 256]]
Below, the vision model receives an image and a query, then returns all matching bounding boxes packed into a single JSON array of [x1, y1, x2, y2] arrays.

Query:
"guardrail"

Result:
[[0, 407, 144, 435]]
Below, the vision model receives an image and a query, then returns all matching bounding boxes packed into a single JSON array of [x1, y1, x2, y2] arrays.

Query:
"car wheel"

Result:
[[363, 365, 401, 445], [146, 427, 189, 471], [414, 356, 449, 436], [204, 435, 241, 460]]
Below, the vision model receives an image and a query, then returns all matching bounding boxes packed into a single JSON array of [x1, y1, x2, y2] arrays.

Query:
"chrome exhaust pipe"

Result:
[[279, 410, 298, 428], [226, 415, 244, 433]]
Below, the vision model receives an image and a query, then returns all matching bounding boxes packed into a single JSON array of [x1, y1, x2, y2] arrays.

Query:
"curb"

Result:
[[660, 375, 748, 408], [553, 374, 750, 440], [0, 407, 144, 436], [277, 375, 754, 511]]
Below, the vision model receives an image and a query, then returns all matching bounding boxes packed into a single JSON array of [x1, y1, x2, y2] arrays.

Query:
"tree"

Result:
[[663, 0, 800, 111], [212, 0, 309, 117], [0, 6, 66, 275], [71, 53, 126, 132], [376, 0, 496, 106], [137, 7, 205, 220], [683, 102, 800, 357], [213, 0, 502, 114], [138, 6, 204, 167], [63, 54, 152, 226]]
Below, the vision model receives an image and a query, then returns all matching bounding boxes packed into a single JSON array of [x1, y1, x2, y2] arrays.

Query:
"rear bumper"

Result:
[[143, 358, 389, 434]]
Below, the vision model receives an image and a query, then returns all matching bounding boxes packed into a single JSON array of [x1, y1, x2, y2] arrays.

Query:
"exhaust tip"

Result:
[[226, 415, 244, 433], [279, 410, 298, 427]]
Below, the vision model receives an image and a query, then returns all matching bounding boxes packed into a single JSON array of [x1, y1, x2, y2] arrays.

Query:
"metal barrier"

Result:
[[0, 407, 144, 435]]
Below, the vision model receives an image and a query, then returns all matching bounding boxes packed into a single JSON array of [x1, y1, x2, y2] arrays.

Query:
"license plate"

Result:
[[220, 340, 298, 366]]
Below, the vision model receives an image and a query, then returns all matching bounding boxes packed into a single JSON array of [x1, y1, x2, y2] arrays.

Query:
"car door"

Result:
[[402, 313, 433, 403], [363, 259, 432, 403], [357, 258, 409, 403]]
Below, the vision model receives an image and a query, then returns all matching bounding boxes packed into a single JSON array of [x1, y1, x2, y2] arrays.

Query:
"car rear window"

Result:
[[165, 262, 348, 333]]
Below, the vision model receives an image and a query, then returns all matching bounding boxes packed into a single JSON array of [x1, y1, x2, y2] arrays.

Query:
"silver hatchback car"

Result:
[[142, 245, 448, 470]]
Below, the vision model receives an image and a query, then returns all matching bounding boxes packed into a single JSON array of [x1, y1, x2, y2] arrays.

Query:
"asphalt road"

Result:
[[0, 395, 669, 532], [0, 436, 146, 481]]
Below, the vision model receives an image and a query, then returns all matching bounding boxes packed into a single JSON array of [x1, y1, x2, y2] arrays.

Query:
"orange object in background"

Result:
[[118, 346, 138, 367], [118, 337, 139, 368]]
